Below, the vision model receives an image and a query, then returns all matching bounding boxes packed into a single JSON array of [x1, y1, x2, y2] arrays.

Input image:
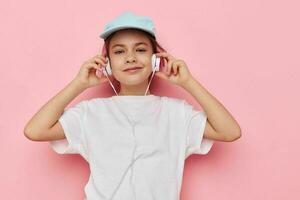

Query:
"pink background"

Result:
[[1, 0, 299, 199]]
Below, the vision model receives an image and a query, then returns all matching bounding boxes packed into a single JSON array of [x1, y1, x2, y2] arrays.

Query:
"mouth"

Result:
[[123, 66, 143, 73]]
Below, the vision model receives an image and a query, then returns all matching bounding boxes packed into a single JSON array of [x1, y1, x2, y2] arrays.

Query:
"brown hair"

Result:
[[101, 28, 167, 90]]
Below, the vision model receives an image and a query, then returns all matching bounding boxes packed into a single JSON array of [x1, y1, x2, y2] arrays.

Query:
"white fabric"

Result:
[[49, 95, 214, 200]]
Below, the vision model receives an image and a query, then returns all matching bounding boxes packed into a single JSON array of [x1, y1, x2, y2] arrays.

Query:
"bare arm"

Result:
[[182, 78, 242, 142], [154, 52, 242, 142], [24, 79, 87, 141], [24, 54, 109, 141]]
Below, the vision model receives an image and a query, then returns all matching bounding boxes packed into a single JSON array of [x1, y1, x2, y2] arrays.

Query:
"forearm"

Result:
[[182, 78, 241, 137], [24, 79, 87, 134]]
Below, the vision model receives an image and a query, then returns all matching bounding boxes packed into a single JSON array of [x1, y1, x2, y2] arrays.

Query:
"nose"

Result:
[[125, 53, 136, 64]]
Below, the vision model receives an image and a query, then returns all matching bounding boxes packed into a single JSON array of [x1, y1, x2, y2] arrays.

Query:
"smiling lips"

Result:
[[124, 66, 142, 71], [123, 66, 143, 74]]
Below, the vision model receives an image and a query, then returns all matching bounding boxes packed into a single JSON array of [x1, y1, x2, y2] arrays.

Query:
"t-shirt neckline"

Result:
[[111, 94, 159, 100], [110, 94, 162, 122]]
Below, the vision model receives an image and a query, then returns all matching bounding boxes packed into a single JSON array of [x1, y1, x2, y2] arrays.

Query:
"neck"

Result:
[[118, 91, 151, 96], [118, 80, 151, 96]]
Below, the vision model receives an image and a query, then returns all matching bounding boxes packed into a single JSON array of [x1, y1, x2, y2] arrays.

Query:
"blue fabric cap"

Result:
[[99, 11, 156, 40]]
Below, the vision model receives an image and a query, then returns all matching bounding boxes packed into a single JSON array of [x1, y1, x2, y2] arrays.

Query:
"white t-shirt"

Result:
[[49, 95, 214, 200]]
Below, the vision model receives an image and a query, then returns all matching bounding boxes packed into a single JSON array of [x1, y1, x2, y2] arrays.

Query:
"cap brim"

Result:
[[99, 25, 155, 40]]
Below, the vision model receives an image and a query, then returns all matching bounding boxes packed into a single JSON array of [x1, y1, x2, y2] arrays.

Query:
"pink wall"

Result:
[[1, 0, 299, 199]]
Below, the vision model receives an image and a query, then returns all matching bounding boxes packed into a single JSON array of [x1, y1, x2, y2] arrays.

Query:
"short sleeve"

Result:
[[49, 100, 88, 161], [183, 100, 214, 158]]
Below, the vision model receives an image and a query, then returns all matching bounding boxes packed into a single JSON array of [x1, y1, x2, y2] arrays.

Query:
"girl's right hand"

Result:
[[74, 54, 110, 89]]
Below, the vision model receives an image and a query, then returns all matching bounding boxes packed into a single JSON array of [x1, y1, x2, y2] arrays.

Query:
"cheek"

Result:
[[110, 58, 123, 70], [140, 55, 152, 66]]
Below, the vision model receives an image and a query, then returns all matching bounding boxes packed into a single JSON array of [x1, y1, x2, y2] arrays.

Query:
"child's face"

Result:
[[108, 29, 154, 86]]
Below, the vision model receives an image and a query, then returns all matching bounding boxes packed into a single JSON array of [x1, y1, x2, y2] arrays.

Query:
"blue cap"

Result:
[[99, 11, 156, 40]]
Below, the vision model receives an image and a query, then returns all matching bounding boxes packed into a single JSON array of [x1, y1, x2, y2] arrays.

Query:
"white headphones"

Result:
[[102, 54, 161, 76]]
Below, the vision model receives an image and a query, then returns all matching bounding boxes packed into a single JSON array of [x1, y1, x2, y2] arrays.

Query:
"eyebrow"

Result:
[[111, 42, 149, 49]]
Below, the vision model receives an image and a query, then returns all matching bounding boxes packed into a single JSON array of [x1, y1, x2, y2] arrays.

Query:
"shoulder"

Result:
[[159, 96, 189, 114], [162, 96, 187, 106], [84, 97, 111, 106], [162, 96, 200, 116]]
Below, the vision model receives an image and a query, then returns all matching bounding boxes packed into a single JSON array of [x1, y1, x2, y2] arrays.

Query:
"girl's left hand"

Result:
[[154, 52, 194, 87]]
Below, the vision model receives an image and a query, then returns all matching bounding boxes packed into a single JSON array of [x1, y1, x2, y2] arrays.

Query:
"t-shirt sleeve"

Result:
[[183, 100, 214, 158], [49, 100, 88, 160]]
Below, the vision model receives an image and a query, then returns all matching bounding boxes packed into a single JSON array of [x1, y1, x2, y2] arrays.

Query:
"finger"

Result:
[[173, 61, 181, 75], [167, 60, 174, 75], [155, 71, 169, 81], [158, 53, 175, 74], [173, 64, 178, 75], [88, 57, 107, 69], [88, 55, 106, 64], [85, 62, 100, 70], [95, 54, 108, 61], [155, 52, 175, 62], [95, 54, 104, 58], [93, 55, 107, 62], [94, 57, 108, 66]]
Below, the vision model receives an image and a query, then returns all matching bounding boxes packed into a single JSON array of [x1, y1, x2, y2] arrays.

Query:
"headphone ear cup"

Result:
[[151, 54, 160, 72], [103, 59, 112, 76], [155, 57, 160, 72]]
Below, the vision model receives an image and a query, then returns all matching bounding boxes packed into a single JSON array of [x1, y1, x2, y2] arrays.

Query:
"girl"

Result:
[[24, 11, 241, 200]]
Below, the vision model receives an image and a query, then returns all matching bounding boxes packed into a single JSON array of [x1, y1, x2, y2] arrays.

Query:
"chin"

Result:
[[116, 70, 151, 86], [119, 77, 147, 86]]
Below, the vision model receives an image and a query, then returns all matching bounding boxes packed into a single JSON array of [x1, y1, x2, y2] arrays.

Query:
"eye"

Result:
[[114, 50, 124, 54], [114, 49, 146, 54]]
